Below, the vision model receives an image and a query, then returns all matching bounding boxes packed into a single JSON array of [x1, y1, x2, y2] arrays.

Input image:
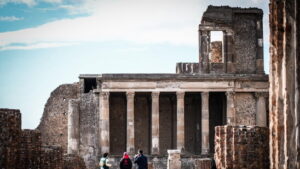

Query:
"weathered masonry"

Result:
[[36, 6, 269, 169]]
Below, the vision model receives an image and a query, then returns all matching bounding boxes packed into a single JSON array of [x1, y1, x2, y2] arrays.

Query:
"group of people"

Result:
[[99, 150, 148, 169]]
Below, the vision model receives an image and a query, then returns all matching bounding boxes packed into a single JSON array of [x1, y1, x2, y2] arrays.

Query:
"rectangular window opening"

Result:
[[84, 78, 97, 93], [209, 31, 224, 63]]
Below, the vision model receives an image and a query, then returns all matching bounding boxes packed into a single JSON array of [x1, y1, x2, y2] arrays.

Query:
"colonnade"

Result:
[[68, 91, 268, 155]]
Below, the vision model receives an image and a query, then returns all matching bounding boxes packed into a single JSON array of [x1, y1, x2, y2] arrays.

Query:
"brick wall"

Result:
[[18, 129, 42, 169], [40, 145, 63, 169], [215, 125, 269, 169], [63, 154, 87, 169], [0, 109, 21, 169]]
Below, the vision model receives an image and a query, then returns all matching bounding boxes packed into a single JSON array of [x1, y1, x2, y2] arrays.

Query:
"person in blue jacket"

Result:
[[133, 150, 148, 169]]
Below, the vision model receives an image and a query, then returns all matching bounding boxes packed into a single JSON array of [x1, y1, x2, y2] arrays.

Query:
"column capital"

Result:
[[201, 92, 209, 97], [176, 92, 185, 100], [254, 92, 268, 98], [126, 91, 135, 99], [225, 91, 235, 97], [200, 30, 210, 36], [151, 92, 160, 99], [100, 92, 110, 100]]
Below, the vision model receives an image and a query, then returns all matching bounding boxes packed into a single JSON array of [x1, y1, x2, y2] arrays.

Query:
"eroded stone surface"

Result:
[[215, 125, 269, 169], [38, 83, 79, 153], [269, 0, 300, 168]]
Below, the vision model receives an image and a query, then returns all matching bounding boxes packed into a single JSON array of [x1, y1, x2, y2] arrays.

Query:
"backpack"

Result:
[[121, 158, 131, 169], [100, 158, 109, 169]]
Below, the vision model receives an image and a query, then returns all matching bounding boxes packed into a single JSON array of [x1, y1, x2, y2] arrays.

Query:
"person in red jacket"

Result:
[[119, 152, 132, 169]]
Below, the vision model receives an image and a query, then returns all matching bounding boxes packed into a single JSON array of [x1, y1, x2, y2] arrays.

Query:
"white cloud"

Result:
[[0, 16, 24, 21], [42, 0, 62, 3], [0, 0, 63, 6], [0, 0, 202, 50], [0, 42, 76, 50], [0, 0, 36, 6], [0, 0, 269, 51]]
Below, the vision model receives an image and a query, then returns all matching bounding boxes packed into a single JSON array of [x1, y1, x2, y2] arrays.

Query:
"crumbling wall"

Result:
[[200, 6, 264, 74], [233, 13, 258, 74], [40, 145, 63, 169], [18, 129, 42, 169], [176, 63, 199, 74], [0, 109, 21, 169], [63, 154, 87, 169], [215, 125, 269, 169], [78, 92, 99, 169], [234, 93, 256, 125], [37, 83, 79, 153], [269, 0, 300, 168]]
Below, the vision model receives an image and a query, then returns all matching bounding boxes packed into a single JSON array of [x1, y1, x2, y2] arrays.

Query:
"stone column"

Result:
[[199, 30, 210, 74], [201, 92, 210, 154], [167, 150, 181, 169], [151, 92, 160, 155], [255, 92, 268, 127], [226, 91, 235, 125], [68, 99, 80, 154], [176, 92, 185, 151], [126, 91, 135, 154], [99, 91, 110, 154]]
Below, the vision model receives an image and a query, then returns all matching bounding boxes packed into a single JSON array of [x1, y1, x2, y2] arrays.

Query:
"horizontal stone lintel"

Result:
[[97, 81, 268, 91], [79, 73, 268, 81]]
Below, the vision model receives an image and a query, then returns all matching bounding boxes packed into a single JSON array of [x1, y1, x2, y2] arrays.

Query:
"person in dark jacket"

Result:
[[134, 150, 148, 169], [120, 152, 132, 169]]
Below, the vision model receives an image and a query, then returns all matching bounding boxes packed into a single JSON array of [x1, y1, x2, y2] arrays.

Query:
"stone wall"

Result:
[[38, 83, 79, 153], [40, 145, 63, 169], [0, 109, 21, 169], [184, 93, 202, 155], [235, 93, 256, 125], [215, 125, 269, 169], [159, 93, 177, 155], [18, 129, 42, 169], [63, 154, 87, 169], [134, 93, 152, 154], [78, 92, 99, 169], [209, 41, 222, 63], [200, 6, 264, 74], [176, 63, 199, 74], [109, 93, 127, 155], [233, 13, 258, 74], [269, 0, 300, 168], [1, 109, 87, 169]]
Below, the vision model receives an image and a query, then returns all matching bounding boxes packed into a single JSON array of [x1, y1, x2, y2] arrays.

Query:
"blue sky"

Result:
[[0, 0, 269, 129]]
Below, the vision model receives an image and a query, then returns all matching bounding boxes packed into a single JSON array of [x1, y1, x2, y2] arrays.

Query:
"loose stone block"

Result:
[[167, 149, 181, 169]]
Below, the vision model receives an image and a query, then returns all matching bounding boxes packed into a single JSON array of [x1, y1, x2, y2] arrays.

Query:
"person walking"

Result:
[[134, 150, 148, 169], [119, 152, 132, 169], [100, 153, 112, 169]]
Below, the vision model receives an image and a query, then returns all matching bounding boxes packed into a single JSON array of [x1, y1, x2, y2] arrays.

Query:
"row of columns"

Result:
[[67, 91, 268, 155], [98, 91, 210, 155]]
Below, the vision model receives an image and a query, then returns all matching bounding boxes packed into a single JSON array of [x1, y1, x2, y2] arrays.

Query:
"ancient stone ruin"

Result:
[[2, 2, 299, 169], [34, 6, 269, 169], [0, 109, 86, 169]]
